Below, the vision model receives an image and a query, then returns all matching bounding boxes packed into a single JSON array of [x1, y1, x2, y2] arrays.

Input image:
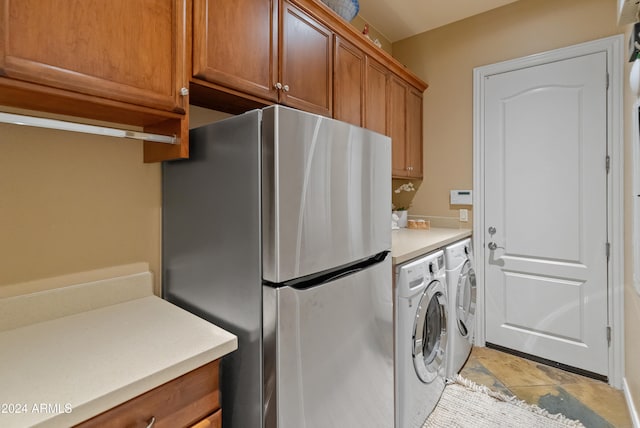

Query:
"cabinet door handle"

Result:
[[274, 82, 283, 90], [145, 416, 156, 428], [179, 87, 189, 96], [283, 84, 290, 92]]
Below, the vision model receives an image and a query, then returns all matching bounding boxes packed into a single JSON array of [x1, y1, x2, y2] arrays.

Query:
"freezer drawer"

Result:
[[264, 256, 393, 428]]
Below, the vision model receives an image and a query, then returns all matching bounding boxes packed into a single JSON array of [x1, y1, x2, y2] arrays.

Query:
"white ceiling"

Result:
[[357, 0, 521, 43]]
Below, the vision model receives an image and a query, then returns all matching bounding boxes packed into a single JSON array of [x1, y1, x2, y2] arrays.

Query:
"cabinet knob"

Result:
[[179, 87, 189, 96], [283, 84, 290, 92], [274, 82, 283, 90]]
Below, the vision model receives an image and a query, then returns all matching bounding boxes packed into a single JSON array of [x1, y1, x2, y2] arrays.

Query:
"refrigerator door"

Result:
[[262, 105, 392, 284], [162, 110, 264, 428], [269, 255, 394, 428]]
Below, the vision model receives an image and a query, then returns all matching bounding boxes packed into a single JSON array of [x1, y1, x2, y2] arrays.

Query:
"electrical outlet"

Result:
[[459, 209, 468, 222]]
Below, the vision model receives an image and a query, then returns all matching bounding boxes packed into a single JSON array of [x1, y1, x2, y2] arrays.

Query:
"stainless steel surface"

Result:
[[273, 256, 393, 428], [163, 111, 264, 428], [163, 105, 392, 428], [261, 105, 391, 283]]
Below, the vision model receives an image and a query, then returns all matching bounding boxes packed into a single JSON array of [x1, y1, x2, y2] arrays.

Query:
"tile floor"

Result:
[[459, 346, 632, 428]]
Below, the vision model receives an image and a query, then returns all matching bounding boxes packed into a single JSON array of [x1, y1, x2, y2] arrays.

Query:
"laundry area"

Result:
[[1, 0, 639, 427]]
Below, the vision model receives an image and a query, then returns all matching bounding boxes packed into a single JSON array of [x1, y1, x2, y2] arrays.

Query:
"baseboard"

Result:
[[624, 377, 640, 428]]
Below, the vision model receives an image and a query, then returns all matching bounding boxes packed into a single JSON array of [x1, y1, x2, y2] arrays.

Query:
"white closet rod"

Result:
[[0, 112, 178, 144]]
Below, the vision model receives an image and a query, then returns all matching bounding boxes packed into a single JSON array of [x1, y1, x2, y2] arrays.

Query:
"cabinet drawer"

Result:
[[75, 360, 220, 428], [190, 409, 222, 428]]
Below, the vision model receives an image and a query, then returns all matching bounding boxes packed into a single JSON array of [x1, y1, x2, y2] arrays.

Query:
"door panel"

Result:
[[1, 0, 186, 112], [333, 36, 364, 127], [261, 106, 391, 283], [484, 52, 608, 375], [273, 257, 393, 428], [389, 76, 407, 177], [192, 0, 278, 101], [364, 57, 388, 136], [280, 1, 333, 116]]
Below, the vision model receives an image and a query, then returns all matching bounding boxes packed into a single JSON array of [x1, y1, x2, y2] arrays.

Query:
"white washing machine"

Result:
[[444, 238, 477, 379], [395, 250, 448, 428]]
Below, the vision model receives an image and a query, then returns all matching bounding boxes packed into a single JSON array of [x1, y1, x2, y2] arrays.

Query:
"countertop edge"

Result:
[[1, 295, 238, 428], [391, 228, 472, 266], [49, 342, 238, 428]]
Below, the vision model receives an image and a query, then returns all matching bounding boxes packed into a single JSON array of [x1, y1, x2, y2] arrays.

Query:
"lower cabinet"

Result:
[[190, 409, 222, 428], [74, 360, 220, 428]]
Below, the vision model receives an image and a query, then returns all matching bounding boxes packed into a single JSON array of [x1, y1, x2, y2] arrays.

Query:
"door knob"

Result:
[[488, 226, 496, 236], [488, 242, 498, 251]]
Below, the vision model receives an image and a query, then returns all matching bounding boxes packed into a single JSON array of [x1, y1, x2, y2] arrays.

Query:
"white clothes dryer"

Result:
[[395, 250, 448, 428], [444, 238, 477, 379]]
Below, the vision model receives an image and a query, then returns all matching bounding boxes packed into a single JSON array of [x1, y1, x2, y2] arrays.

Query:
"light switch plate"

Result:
[[459, 209, 469, 222]]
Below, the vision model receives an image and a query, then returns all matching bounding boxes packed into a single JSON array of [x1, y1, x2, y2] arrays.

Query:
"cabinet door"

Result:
[[280, 0, 333, 116], [192, 0, 278, 102], [190, 409, 222, 428], [0, 0, 187, 113], [333, 36, 364, 126], [75, 360, 220, 428], [364, 57, 389, 136], [390, 75, 408, 177], [406, 87, 423, 178]]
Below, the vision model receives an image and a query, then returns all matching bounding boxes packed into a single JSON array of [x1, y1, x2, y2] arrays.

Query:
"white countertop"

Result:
[[0, 269, 237, 428], [391, 227, 472, 265]]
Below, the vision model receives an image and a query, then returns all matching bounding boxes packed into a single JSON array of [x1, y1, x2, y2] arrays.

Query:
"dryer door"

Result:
[[456, 260, 477, 342], [412, 279, 448, 383]]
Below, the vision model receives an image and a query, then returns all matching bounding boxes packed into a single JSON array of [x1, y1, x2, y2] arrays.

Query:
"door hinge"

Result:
[[606, 326, 611, 346], [606, 155, 610, 173], [606, 242, 611, 261]]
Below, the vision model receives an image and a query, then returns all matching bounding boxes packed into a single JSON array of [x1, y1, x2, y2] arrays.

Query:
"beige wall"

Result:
[[351, 15, 392, 54], [392, 0, 639, 413], [0, 106, 231, 297], [392, 0, 620, 221], [0, 122, 162, 294]]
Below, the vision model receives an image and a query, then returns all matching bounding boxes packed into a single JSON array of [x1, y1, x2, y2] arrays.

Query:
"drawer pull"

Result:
[[145, 416, 156, 428]]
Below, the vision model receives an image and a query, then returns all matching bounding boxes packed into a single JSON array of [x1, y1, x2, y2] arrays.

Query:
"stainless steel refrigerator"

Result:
[[162, 105, 393, 428]]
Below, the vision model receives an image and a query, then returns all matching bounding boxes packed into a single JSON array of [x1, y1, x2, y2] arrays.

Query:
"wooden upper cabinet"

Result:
[[280, 0, 333, 116], [406, 87, 423, 178], [364, 57, 389, 136], [390, 76, 408, 177], [0, 0, 187, 114], [192, 0, 278, 102], [390, 74, 423, 179], [333, 36, 364, 127]]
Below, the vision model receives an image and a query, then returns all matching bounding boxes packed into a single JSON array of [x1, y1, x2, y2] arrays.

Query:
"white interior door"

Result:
[[483, 51, 609, 376]]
